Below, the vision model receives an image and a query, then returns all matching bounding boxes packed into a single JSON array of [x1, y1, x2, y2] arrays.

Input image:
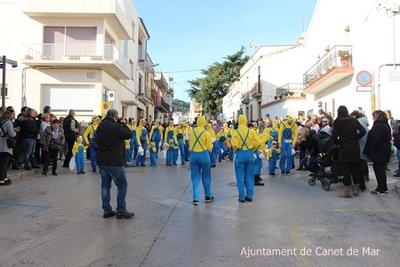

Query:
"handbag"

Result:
[[0, 120, 16, 149], [49, 140, 61, 151]]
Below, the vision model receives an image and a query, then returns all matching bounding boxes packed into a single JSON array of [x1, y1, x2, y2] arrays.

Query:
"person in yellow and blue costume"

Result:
[[83, 115, 101, 172], [149, 142, 157, 167], [149, 120, 163, 159], [164, 121, 178, 166], [126, 118, 138, 164], [267, 141, 281, 175], [73, 136, 87, 174], [189, 116, 214, 206], [253, 129, 270, 186], [205, 123, 217, 168], [136, 119, 149, 167], [184, 123, 190, 162], [232, 115, 261, 202], [278, 116, 298, 175], [175, 123, 187, 165]]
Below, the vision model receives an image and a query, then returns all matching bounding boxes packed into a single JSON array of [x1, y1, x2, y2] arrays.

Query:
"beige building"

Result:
[[189, 101, 202, 122], [154, 72, 172, 123], [0, 0, 157, 122]]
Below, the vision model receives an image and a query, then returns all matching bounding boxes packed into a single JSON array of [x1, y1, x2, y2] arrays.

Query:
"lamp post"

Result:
[[1, 55, 18, 109]]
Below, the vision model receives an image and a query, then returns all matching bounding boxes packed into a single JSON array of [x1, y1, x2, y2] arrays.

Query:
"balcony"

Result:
[[22, 0, 131, 39], [154, 72, 168, 92], [303, 45, 354, 95], [155, 94, 170, 113], [241, 93, 250, 104], [250, 83, 262, 98], [23, 43, 130, 80], [274, 83, 304, 100], [138, 89, 153, 105]]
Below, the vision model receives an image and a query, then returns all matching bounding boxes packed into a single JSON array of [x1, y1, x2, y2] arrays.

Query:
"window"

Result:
[[131, 21, 136, 41], [130, 61, 135, 79], [139, 74, 143, 94], [123, 40, 128, 58]]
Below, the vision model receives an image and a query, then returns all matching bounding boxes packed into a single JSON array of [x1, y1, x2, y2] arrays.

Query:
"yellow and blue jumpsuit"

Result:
[[83, 118, 99, 172], [149, 123, 163, 158], [164, 124, 178, 166], [278, 117, 298, 174], [136, 123, 149, 167], [184, 123, 190, 161], [189, 116, 213, 203], [232, 115, 260, 202], [127, 123, 138, 162], [267, 146, 281, 175], [72, 141, 86, 174], [175, 124, 187, 165]]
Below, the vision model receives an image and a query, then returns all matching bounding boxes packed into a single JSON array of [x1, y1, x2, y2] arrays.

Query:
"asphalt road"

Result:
[[0, 159, 399, 267]]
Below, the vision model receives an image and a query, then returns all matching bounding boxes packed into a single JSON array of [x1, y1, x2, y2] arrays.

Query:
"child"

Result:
[[267, 141, 280, 176], [73, 136, 86, 174], [150, 142, 157, 167], [166, 140, 175, 166]]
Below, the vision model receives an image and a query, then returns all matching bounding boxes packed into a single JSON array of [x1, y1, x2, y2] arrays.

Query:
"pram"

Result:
[[306, 133, 343, 191]]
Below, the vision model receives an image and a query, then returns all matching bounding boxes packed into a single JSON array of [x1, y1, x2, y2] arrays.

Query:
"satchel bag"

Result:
[[0, 120, 16, 149]]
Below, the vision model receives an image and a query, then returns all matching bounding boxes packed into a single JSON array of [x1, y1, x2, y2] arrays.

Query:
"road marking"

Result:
[[0, 200, 52, 218], [288, 215, 311, 267]]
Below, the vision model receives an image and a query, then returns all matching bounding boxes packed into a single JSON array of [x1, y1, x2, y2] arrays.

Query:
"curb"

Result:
[[8, 169, 42, 183]]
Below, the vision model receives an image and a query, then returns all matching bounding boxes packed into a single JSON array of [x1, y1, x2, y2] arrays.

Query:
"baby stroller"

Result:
[[307, 133, 343, 191]]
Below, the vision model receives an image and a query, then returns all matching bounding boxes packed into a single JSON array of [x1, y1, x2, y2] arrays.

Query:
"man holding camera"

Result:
[[96, 109, 134, 219]]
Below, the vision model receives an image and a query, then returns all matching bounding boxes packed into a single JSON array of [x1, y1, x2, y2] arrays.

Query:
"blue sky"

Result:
[[135, 0, 317, 102]]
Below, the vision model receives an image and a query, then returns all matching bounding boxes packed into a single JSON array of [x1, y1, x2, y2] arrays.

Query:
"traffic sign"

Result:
[[356, 71, 373, 86]]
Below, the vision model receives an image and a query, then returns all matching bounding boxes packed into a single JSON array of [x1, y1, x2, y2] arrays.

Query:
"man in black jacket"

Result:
[[96, 109, 134, 219], [63, 110, 80, 168]]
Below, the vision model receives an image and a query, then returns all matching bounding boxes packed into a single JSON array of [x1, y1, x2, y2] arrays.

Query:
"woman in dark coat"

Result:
[[332, 106, 366, 198], [364, 110, 392, 195]]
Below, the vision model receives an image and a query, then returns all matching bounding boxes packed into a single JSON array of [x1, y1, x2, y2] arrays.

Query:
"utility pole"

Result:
[[1, 55, 18, 110]]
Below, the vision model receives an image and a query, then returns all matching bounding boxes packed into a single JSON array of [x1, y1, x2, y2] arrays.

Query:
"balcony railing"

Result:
[[275, 83, 304, 99], [24, 42, 129, 77], [303, 45, 353, 88], [250, 83, 262, 98], [241, 93, 250, 104], [161, 97, 170, 112]]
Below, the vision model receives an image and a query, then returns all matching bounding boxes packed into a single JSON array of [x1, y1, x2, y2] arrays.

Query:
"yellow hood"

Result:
[[238, 115, 247, 126], [197, 116, 206, 128]]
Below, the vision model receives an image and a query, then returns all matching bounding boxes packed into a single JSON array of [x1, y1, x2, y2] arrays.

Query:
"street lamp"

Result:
[[1, 55, 18, 109]]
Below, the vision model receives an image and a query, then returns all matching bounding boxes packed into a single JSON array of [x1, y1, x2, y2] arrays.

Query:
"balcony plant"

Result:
[[338, 50, 352, 67]]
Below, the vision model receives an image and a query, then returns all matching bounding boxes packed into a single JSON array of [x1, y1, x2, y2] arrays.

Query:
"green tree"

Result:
[[187, 47, 249, 117]]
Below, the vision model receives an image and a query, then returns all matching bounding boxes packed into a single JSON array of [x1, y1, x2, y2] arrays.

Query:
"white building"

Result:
[[225, 0, 400, 121], [222, 81, 241, 121], [0, 0, 154, 122], [302, 0, 400, 118], [189, 101, 202, 123]]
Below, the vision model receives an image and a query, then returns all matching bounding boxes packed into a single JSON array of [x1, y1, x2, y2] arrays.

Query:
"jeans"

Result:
[[190, 151, 212, 201], [99, 166, 128, 214], [253, 150, 262, 176], [0, 152, 11, 180], [23, 138, 36, 168], [395, 149, 400, 174], [89, 143, 97, 172]]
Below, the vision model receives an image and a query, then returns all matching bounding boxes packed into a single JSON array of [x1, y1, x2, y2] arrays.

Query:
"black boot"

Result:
[[254, 175, 264, 186]]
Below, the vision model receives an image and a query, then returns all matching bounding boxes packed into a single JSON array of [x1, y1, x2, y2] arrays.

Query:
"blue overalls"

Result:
[[184, 139, 190, 162], [279, 124, 294, 173], [268, 149, 279, 175], [75, 145, 85, 174], [253, 146, 263, 177], [150, 147, 157, 166], [166, 130, 175, 166], [189, 130, 212, 202], [127, 128, 137, 163], [89, 128, 97, 172], [210, 139, 219, 168], [177, 131, 186, 165], [234, 129, 255, 201], [218, 135, 228, 162], [136, 128, 148, 167], [151, 127, 161, 158]]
